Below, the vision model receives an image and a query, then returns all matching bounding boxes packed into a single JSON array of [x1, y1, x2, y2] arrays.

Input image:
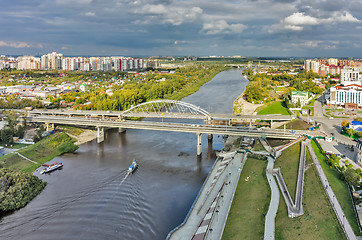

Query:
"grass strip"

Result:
[[222, 157, 270, 240], [274, 142, 301, 202], [275, 144, 346, 239], [256, 101, 290, 116], [311, 140, 361, 236]]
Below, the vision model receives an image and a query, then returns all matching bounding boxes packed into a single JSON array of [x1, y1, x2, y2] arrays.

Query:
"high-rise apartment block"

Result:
[[41, 52, 63, 70], [17, 56, 41, 70], [0, 52, 149, 72]]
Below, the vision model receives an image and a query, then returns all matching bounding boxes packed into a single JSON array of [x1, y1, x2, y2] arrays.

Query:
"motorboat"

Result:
[[127, 160, 138, 175], [40, 162, 63, 174]]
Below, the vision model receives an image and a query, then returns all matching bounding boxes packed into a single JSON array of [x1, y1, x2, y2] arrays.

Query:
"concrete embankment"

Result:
[[168, 137, 247, 240]]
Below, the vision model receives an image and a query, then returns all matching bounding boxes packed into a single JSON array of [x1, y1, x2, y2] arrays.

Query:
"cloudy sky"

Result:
[[1, 0, 361, 57]]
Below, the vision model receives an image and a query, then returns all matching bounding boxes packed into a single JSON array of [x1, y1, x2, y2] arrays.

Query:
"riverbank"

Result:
[[0, 133, 78, 213], [233, 93, 263, 115], [66, 129, 97, 145]]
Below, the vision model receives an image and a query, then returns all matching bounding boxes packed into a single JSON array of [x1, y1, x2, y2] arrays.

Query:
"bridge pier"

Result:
[[197, 133, 202, 156], [208, 134, 213, 141], [97, 127, 105, 143], [119, 128, 126, 133], [45, 123, 55, 131]]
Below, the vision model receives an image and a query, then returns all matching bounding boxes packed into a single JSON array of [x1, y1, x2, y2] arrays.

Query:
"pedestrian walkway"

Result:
[[273, 141, 306, 218], [264, 156, 280, 240], [16, 152, 38, 164], [307, 142, 357, 240]]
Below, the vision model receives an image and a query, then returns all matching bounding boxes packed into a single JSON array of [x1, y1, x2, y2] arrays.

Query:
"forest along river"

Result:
[[0, 69, 248, 240]]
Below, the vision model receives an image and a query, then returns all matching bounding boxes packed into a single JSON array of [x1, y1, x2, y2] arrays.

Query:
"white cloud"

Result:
[[0, 41, 32, 48], [329, 11, 359, 23], [284, 12, 319, 26], [202, 20, 246, 35], [282, 11, 359, 31], [83, 12, 96, 17]]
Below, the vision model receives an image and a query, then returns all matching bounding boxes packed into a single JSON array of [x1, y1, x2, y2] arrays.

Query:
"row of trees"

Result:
[[48, 65, 227, 111]]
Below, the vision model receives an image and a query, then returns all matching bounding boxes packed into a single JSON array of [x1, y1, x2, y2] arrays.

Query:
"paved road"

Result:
[[307, 142, 357, 240]]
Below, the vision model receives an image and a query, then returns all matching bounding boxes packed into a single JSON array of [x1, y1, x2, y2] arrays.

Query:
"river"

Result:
[[0, 69, 248, 240]]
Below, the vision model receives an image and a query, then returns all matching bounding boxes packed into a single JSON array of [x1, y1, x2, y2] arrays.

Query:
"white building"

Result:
[[329, 84, 362, 109], [41, 52, 63, 70], [79, 84, 88, 92], [304, 59, 320, 73], [17, 56, 41, 70], [291, 91, 309, 107], [341, 67, 362, 85]]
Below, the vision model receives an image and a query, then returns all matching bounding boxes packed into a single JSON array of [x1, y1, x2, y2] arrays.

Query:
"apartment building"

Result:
[[41, 52, 63, 70], [17, 56, 41, 70], [340, 67, 362, 85]]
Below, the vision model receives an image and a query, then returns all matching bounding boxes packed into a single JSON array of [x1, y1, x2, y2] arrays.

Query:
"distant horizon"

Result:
[[1, 53, 362, 60]]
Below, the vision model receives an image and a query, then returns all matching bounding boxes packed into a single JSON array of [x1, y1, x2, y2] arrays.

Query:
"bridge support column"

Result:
[[119, 128, 126, 133], [45, 123, 54, 131], [97, 127, 104, 144], [208, 134, 213, 142], [197, 133, 202, 156], [284, 123, 286, 134]]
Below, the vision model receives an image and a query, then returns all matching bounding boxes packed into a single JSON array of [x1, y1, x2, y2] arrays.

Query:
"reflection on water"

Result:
[[0, 69, 248, 240]]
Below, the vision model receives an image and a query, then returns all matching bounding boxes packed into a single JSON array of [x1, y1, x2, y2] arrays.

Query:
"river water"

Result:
[[0, 69, 248, 240]]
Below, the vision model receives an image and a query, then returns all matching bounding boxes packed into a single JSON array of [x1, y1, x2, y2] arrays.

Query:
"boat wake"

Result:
[[120, 174, 128, 185]]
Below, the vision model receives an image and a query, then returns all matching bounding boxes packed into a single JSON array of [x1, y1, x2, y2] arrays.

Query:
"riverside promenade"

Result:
[[168, 151, 247, 240], [307, 142, 357, 240]]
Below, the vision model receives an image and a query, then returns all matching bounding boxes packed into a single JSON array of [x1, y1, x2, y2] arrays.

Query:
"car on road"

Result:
[[329, 117, 334, 120]]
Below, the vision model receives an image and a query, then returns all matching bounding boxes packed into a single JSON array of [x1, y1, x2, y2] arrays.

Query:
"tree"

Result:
[[344, 169, 360, 187], [347, 128, 355, 137], [341, 120, 350, 128], [1, 128, 13, 145], [357, 131, 362, 139]]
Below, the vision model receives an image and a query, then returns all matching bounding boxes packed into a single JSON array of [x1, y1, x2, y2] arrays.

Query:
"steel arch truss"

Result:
[[122, 100, 210, 118]]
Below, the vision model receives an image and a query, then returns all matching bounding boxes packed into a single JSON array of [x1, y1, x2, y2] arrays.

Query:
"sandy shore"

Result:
[[233, 93, 263, 115], [68, 129, 97, 145]]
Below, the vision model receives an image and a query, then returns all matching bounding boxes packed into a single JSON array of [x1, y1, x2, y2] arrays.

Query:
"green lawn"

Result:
[[275, 147, 346, 240], [311, 141, 361, 236], [57, 125, 84, 136], [253, 139, 265, 151], [274, 142, 301, 201], [0, 133, 78, 173], [256, 101, 291, 115], [222, 157, 270, 240]]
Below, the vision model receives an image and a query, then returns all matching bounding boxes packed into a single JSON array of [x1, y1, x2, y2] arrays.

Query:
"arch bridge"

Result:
[[122, 100, 211, 120], [27, 100, 301, 155]]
